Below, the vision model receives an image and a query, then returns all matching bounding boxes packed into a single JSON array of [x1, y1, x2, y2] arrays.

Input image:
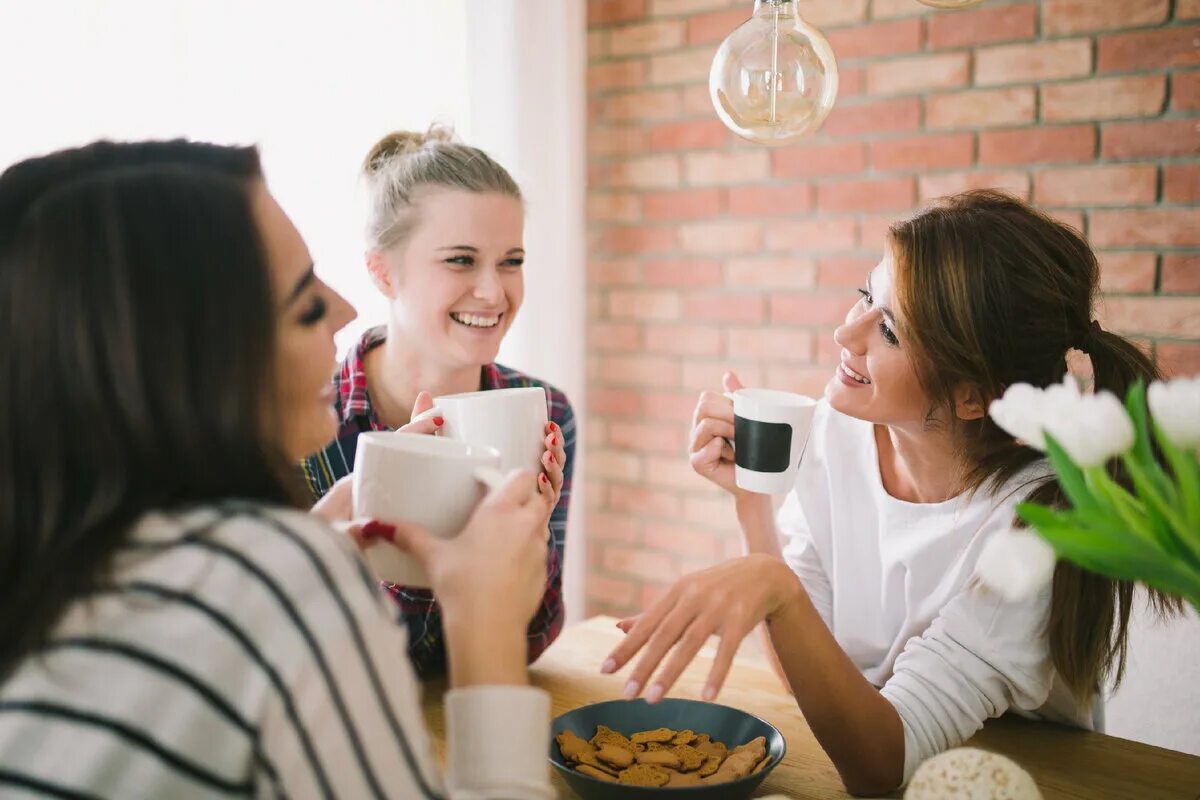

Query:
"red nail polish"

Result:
[[433, 417, 444, 426], [549, 421, 558, 432], [549, 452, 556, 464], [552, 435, 559, 446], [362, 521, 396, 542], [539, 473, 548, 485]]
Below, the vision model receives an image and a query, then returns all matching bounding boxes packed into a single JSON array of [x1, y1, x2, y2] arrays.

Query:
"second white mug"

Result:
[[433, 386, 549, 473]]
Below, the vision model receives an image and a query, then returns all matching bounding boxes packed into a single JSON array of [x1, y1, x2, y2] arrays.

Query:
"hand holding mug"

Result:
[[537, 420, 567, 529], [689, 371, 745, 495]]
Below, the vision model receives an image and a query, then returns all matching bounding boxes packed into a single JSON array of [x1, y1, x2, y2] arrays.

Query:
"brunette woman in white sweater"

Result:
[[602, 191, 1181, 796]]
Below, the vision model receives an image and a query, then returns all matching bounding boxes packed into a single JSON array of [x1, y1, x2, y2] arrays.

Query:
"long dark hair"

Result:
[[0, 141, 306, 682], [889, 190, 1180, 701]]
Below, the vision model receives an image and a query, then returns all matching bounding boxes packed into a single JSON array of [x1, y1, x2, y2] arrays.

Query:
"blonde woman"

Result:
[[303, 128, 575, 677]]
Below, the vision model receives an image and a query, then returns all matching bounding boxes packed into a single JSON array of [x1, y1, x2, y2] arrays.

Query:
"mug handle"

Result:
[[722, 391, 737, 451], [473, 465, 507, 491]]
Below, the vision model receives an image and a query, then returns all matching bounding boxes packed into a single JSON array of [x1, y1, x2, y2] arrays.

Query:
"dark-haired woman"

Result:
[[602, 191, 1181, 795], [0, 141, 554, 798]]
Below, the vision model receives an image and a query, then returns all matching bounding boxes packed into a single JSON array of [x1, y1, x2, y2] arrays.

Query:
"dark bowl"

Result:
[[549, 698, 786, 800]]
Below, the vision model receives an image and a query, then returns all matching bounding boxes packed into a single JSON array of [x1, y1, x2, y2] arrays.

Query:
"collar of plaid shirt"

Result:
[[335, 325, 510, 428]]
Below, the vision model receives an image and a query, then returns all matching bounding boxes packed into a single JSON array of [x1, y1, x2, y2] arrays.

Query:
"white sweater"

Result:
[[0, 504, 554, 799], [778, 401, 1093, 781]]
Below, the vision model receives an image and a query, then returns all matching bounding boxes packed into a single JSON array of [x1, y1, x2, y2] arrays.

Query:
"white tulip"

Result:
[[988, 383, 1048, 449], [975, 528, 1057, 603], [1148, 376, 1200, 449], [1042, 390, 1134, 468]]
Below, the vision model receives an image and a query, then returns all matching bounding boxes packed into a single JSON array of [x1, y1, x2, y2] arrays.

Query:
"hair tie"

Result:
[[1075, 320, 1102, 352]]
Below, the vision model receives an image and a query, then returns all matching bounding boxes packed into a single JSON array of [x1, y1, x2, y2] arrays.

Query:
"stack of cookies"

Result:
[[556, 724, 772, 788]]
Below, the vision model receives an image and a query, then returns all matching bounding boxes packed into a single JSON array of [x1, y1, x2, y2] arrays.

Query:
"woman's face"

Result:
[[376, 189, 525, 370], [255, 184, 357, 461], [826, 248, 932, 427]]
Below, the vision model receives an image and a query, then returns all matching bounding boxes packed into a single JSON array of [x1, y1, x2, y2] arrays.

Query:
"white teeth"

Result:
[[451, 312, 500, 328], [841, 364, 871, 384]]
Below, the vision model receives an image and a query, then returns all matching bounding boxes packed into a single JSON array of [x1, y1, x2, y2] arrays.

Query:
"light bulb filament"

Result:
[[769, 4, 779, 124]]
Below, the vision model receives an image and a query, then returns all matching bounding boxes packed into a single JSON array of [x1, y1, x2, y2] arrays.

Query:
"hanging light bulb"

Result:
[[708, 0, 838, 146], [915, 0, 986, 7]]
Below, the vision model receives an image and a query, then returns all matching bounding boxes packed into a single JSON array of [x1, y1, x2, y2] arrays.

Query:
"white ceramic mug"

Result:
[[433, 386, 549, 473], [727, 389, 818, 494], [352, 431, 503, 587]]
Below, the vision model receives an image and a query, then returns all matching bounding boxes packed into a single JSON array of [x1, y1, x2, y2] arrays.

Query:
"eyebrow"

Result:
[[284, 264, 316, 307], [866, 272, 896, 326], [437, 245, 526, 256]]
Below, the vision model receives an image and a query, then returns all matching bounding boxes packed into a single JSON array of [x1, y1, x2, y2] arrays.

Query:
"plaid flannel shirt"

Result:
[[301, 326, 573, 678]]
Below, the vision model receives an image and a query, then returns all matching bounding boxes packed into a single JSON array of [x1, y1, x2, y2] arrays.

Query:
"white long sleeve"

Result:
[[880, 585, 1057, 782], [775, 401, 1090, 781]]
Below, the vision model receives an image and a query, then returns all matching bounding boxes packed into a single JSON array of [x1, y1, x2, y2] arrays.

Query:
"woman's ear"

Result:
[[954, 384, 987, 421], [366, 249, 396, 298]]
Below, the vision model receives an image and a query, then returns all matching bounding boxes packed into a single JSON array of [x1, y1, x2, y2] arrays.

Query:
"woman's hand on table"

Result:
[[601, 554, 804, 703], [537, 420, 566, 528], [689, 371, 745, 495]]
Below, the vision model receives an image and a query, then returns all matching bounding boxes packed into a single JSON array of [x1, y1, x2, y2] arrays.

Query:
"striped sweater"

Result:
[[0, 504, 553, 799]]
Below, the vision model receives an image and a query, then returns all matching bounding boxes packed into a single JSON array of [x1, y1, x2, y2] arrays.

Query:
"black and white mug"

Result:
[[727, 389, 817, 494]]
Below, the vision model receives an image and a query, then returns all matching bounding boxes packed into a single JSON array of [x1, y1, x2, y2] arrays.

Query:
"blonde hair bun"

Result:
[[362, 125, 456, 176]]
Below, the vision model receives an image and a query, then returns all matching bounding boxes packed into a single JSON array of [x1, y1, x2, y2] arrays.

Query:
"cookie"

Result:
[[556, 731, 592, 763], [635, 749, 682, 769], [590, 724, 636, 754], [631, 727, 675, 745], [694, 733, 711, 745], [672, 729, 697, 746], [665, 769, 704, 787], [752, 754, 772, 774], [575, 764, 617, 782], [596, 744, 634, 769], [698, 754, 723, 777], [705, 749, 758, 784], [618, 764, 671, 787], [644, 741, 669, 752], [696, 740, 727, 761], [673, 744, 705, 772]]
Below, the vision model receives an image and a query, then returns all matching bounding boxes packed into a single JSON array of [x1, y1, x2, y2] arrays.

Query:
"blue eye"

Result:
[[446, 256, 474, 267]]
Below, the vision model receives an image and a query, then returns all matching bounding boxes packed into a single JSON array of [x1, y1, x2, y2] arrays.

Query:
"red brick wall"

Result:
[[584, 0, 1200, 617]]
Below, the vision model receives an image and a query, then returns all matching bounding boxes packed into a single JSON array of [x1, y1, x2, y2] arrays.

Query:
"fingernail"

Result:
[[548, 452, 556, 464], [549, 421, 558, 432], [539, 473, 548, 485], [433, 417, 444, 426], [702, 684, 717, 702], [623, 680, 640, 699], [646, 684, 664, 704], [552, 435, 559, 446], [362, 521, 396, 542], [601, 658, 616, 674]]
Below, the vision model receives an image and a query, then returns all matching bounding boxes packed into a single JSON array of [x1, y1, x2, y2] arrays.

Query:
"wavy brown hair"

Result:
[[0, 141, 308, 683], [888, 190, 1181, 701]]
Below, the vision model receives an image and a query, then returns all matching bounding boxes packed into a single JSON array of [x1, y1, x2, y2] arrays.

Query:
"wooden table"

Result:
[[423, 616, 1200, 799]]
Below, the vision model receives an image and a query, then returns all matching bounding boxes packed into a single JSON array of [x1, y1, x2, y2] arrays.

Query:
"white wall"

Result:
[[1104, 592, 1200, 755], [0, 0, 471, 354], [464, 0, 589, 622]]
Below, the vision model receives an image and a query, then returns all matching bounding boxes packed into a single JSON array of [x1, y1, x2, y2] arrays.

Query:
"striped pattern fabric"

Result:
[[0, 504, 554, 799], [300, 326, 574, 677]]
